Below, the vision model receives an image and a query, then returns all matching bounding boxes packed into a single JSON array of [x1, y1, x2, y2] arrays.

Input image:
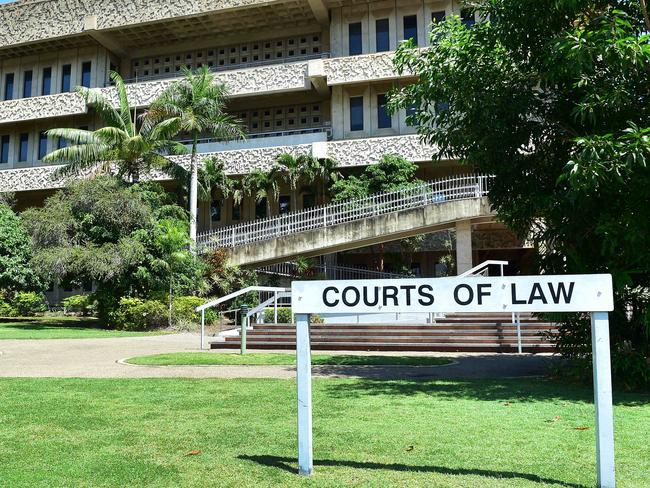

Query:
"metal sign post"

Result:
[[292, 274, 616, 487]]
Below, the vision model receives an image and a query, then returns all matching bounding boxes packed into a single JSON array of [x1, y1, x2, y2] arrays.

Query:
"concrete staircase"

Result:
[[209, 313, 557, 353]]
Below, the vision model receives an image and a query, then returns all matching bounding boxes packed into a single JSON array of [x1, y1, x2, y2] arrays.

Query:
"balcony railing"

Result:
[[181, 125, 332, 147], [197, 174, 492, 251], [257, 262, 409, 280], [108, 52, 330, 86]]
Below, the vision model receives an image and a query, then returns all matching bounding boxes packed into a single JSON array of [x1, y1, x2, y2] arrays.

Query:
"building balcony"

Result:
[[0, 134, 435, 193]]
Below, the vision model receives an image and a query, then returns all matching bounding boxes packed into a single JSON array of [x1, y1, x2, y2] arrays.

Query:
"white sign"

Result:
[[292, 274, 613, 314]]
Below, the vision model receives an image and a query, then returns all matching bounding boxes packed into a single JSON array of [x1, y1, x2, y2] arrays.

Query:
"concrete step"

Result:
[[212, 341, 554, 352], [224, 335, 551, 344]]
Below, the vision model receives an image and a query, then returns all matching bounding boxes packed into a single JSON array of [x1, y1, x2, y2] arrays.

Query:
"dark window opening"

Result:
[[255, 198, 267, 219], [38, 132, 48, 160], [377, 94, 392, 129], [376, 18, 390, 52], [42, 67, 52, 95], [23, 70, 32, 98], [302, 193, 315, 209], [349, 96, 364, 131], [0, 135, 9, 164], [232, 201, 241, 220], [279, 195, 290, 214], [18, 133, 29, 162], [4, 73, 14, 100], [348, 22, 362, 55], [431, 10, 446, 24], [211, 200, 222, 222], [61, 65, 72, 92], [403, 15, 418, 45], [461, 9, 475, 28]]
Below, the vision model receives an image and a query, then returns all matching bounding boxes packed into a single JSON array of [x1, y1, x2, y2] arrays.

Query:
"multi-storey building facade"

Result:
[[0, 0, 530, 296]]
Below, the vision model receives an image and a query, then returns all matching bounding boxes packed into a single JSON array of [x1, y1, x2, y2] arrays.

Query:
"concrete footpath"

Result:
[[0, 333, 557, 379]]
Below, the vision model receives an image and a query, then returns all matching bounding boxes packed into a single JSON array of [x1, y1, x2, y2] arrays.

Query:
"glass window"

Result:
[[57, 137, 67, 150], [18, 133, 29, 162], [232, 201, 241, 220], [406, 104, 418, 126], [210, 200, 222, 222], [403, 15, 418, 44], [377, 94, 392, 129], [42, 67, 52, 95], [38, 132, 48, 160], [302, 193, 315, 209], [23, 70, 33, 98], [279, 195, 291, 214], [431, 10, 446, 24], [461, 9, 475, 28], [348, 22, 362, 55], [349, 96, 364, 131], [255, 198, 267, 219], [61, 65, 72, 92], [81, 61, 92, 87], [4, 73, 14, 100], [0, 135, 9, 164], [375, 18, 390, 52]]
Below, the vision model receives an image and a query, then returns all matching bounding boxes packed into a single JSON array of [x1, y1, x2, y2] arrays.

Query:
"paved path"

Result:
[[0, 333, 557, 379]]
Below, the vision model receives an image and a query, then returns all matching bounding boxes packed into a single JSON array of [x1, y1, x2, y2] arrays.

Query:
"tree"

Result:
[[311, 157, 341, 204], [389, 2, 650, 387], [243, 167, 280, 218], [44, 71, 185, 182], [275, 153, 317, 212], [147, 66, 246, 245], [21, 177, 203, 321], [0, 204, 41, 294]]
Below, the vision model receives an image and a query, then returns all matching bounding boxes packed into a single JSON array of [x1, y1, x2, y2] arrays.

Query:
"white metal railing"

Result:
[[182, 125, 332, 146], [459, 260, 508, 277], [198, 174, 492, 251], [257, 262, 409, 280]]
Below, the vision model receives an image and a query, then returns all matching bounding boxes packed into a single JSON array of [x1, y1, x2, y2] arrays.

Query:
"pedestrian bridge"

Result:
[[197, 174, 495, 267]]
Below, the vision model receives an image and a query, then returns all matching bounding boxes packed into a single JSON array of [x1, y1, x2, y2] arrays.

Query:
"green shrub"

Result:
[[263, 307, 293, 324], [11, 292, 46, 316], [113, 297, 167, 331], [172, 296, 218, 325], [62, 295, 95, 316], [0, 298, 16, 317]]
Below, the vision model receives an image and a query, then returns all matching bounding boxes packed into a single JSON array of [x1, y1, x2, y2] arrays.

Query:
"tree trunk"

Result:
[[189, 136, 198, 248]]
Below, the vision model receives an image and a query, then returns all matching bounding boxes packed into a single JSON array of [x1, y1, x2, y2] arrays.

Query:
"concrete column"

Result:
[[455, 220, 473, 275]]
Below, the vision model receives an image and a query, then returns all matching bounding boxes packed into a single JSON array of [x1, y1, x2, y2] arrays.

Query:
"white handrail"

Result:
[[196, 285, 289, 349], [197, 174, 493, 251], [459, 260, 508, 277]]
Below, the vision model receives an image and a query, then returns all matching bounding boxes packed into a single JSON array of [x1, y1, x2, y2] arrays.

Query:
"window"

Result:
[[376, 18, 390, 52], [461, 9, 475, 28], [377, 94, 392, 129], [302, 193, 315, 209], [232, 201, 241, 220], [81, 62, 92, 87], [23, 70, 33, 98], [4, 73, 14, 100], [42, 67, 52, 95], [349, 96, 364, 131], [431, 10, 446, 24], [18, 133, 29, 162], [279, 195, 290, 214], [61, 65, 71, 92], [57, 137, 67, 150], [348, 22, 362, 55], [210, 200, 222, 222], [406, 104, 418, 126], [255, 198, 267, 219], [0, 135, 9, 164], [38, 132, 48, 159], [403, 15, 418, 44]]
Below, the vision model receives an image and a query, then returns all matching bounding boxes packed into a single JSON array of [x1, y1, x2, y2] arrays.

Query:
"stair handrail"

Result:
[[196, 285, 290, 349], [257, 262, 410, 280], [459, 260, 508, 277], [197, 173, 493, 251]]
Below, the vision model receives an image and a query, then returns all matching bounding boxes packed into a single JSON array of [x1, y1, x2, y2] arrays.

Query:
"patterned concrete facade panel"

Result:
[[323, 52, 412, 85], [327, 135, 434, 167], [0, 0, 280, 47], [0, 136, 434, 192], [0, 92, 88, 124]]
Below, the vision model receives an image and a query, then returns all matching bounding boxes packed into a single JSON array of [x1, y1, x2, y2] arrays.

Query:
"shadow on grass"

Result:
[[318, 377, 650, 406], [238, 454, 585, 487], [0, 317, 103, 330]]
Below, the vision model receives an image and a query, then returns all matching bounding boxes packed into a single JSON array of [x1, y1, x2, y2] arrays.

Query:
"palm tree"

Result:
[[312, 157, 341, 204], [244, 167, 280, 218], [44, 71, 185, 182], [147, 66, 246, 246], [275, 153, 317, 212]]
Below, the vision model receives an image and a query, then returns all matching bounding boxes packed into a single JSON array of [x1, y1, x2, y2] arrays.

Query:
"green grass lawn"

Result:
[[126, 352, 453, 367], [0, 377, 647, 488], [0, 316, 166, 339]]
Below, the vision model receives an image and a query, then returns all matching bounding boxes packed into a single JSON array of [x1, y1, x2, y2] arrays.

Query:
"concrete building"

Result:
[[0, 0, 531, 300]]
